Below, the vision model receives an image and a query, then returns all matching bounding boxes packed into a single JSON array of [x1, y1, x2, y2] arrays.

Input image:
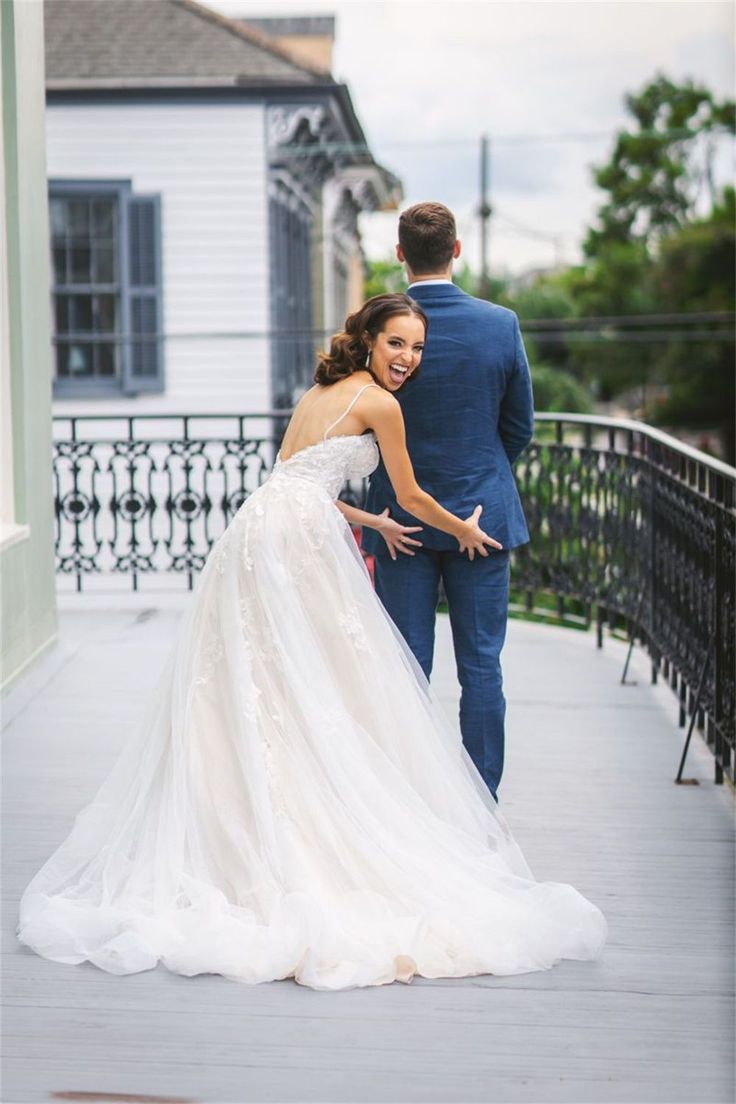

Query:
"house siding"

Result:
[[46, 100, 272, 414]]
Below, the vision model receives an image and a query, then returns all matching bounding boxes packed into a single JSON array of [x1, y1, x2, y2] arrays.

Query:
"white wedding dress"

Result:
[[17, 388, 607, 990]]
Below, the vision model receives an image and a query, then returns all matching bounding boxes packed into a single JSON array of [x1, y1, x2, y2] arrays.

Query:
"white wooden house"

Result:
[[44, 0, 401, 417]]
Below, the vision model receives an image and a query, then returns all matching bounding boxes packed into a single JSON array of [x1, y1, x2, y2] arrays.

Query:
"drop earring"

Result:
[[365, 350, 371, 369]]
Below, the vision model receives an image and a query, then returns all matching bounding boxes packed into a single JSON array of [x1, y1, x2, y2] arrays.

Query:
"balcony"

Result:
[[2, 412, 733, 1102]]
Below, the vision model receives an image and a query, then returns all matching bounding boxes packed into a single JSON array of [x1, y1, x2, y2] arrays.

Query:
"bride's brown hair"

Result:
[[315, 293, 428, 386]]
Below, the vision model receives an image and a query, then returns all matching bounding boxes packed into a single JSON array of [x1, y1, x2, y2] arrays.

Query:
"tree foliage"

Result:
[[584, 73, 735, 255], [363, 257, 404, 299], [574, 75, 735, 458], [497, 276, 576, 370], [648, 186, 735, 459], [530, 365, 592, 415]]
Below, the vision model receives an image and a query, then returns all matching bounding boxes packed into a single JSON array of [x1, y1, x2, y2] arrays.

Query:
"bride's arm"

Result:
[[335, 501, 423, 559], [363, 390, 503, 559]]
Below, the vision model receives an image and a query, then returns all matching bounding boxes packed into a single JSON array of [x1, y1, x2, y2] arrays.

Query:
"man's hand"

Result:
[[375, 507, 423, 561], [457, 505, 503, 561]]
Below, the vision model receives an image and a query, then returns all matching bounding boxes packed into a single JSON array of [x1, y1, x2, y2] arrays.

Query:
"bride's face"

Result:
[[366, 314, 425, 391]]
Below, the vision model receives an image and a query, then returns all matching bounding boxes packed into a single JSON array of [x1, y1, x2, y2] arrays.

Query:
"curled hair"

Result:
[[315, 293, 428, 386]]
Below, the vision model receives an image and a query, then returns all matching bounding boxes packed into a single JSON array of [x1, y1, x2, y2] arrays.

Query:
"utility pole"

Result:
[[478, 134, 492, 300]]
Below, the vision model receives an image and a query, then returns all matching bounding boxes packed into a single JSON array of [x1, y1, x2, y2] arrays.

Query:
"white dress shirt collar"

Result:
[[407, 278, 454, 290]]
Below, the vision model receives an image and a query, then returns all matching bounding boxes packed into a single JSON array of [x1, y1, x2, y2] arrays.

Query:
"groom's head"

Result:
[[397, 202, 461, 280]]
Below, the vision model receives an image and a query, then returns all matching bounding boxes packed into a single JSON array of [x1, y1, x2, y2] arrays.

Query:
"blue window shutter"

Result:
[[123, 194, 163, 393]]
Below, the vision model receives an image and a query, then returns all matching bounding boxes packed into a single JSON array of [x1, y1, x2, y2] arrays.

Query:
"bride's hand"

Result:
[[457, 505, 503, 560], [375, 508, 423, 561]]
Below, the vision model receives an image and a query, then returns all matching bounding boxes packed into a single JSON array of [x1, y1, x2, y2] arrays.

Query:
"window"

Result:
[[49, 180, 164, 397]]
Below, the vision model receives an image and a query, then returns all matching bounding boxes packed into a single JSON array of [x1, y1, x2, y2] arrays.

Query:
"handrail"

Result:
[[532, 413, 736, 480], [52, 410, 736, 480]]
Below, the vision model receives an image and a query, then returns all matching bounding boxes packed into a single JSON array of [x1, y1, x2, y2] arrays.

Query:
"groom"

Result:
[[363, 202, 534, 801]]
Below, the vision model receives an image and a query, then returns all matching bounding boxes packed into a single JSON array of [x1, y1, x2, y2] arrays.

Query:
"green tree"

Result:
[[561, 242, 659, 401], [570, 74, 734, 426], [504, 275, 576, 371], [530, 365, 592, 414], [649, 186, 735, 461], [364, 257, 405, 298], [585, 73, 735, 255]]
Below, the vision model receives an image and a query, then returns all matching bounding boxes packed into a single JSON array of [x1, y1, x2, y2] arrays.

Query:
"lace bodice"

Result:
[[270, 432, 380, 500], [268, 382, 381, 500]]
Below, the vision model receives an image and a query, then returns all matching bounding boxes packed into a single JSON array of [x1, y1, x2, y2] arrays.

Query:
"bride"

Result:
[[17, 293, 607, 991]]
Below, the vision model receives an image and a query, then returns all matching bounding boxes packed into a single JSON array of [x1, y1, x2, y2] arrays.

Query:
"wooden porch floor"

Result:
[[2, 599, 733, 1103]]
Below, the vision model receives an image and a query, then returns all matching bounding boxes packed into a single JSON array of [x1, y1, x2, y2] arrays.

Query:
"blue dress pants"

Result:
[[374, 547, 511, 801]]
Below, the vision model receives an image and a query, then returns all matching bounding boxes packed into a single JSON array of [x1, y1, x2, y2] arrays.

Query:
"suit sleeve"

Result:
[[498, 313, 534, 464]]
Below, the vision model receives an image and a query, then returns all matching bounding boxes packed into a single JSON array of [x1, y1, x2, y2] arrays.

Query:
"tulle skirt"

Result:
[[17, 472, 607, 989]]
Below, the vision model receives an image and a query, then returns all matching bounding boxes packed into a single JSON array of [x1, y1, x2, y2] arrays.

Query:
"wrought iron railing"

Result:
[[516, 415, 734, 786], [52, 411, 735, 784]]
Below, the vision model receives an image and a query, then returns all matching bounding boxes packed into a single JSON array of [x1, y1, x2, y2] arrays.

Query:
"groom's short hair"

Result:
[[398, 202, 457, 274]]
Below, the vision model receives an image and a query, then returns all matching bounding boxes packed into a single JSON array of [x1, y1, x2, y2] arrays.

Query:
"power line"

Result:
[[521, 312, 734, 330], [492, 209, 568, 245], [518, 331, 734, 345], [55, 314, 733, 344], [275, 125, 735, 159]]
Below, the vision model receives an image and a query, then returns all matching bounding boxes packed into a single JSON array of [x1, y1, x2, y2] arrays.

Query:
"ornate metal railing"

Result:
[[52, 411, 735, 784], [516, 415, 734, 786]]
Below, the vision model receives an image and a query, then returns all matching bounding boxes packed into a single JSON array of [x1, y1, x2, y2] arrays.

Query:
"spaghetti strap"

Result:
[[322, 383, 380, 441]]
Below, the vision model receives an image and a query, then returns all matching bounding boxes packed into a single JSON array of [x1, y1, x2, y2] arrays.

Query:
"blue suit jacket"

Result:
[[363, 283, 534, 554]]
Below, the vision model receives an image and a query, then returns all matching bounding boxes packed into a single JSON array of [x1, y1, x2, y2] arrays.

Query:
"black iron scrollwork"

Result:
[[52, 412, 735, 783]]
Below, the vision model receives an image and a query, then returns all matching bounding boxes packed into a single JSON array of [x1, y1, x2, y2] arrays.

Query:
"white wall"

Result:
[[46, 100, 272, 415]]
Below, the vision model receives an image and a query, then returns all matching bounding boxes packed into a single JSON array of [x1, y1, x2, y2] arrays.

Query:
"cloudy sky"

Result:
[[212, 0, 734, 276]]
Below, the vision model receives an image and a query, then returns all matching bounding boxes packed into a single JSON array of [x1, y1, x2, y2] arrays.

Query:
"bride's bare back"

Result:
[[278, 375, 377, 462]]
